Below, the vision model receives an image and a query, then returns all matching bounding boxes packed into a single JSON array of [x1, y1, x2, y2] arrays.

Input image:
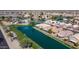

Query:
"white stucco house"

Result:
[[35, 23, 51, 31]]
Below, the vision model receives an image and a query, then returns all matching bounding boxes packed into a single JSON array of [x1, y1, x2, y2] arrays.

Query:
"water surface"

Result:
[[17, 26, 70, 49]]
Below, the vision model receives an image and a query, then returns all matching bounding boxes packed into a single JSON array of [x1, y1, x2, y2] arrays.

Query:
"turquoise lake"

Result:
[[17, 26, 70, 49]]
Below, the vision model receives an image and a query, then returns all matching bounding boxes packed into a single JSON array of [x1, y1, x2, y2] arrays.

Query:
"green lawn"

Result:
[[9, 25, 42, 49]]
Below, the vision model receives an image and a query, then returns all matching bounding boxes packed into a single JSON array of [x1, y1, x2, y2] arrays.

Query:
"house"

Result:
[[51, 26, 58, 33], [69, 35, 78, 44], [73, 33, 79, 41], [44, 20, 53, 25], [69, 33, 79, 43], [57, 30, 73, 38], [24, 13, 30, 18], [65, 23, 72, 28], [35, 23, 51, 31], [73, 24, 79, 29], [15, 19, 31, 25], [21, 19, 30, 25]]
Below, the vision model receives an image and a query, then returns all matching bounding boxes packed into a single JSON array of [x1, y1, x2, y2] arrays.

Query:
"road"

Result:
[[0, 30, 9, 49]]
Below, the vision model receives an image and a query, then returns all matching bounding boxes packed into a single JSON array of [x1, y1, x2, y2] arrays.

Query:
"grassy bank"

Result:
[[9, 25, 42, 49]]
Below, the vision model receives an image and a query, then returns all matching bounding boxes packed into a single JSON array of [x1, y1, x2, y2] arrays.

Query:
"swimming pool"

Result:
[[17, 26, 70, 49]]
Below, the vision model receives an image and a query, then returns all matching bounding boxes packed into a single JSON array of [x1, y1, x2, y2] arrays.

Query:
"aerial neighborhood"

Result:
[[0, 10, 79, 49]]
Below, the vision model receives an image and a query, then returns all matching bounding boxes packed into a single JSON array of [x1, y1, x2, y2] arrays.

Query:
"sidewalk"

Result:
[[0, 25, 22, 49]]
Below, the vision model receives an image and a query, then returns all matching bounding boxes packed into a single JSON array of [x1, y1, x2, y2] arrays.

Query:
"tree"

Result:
[[1, 16, 5, 20], [50, 16, 56, 20], [48, 29, 52, 34], [30, 21, 36, 26], [56, 15, 63, 22]]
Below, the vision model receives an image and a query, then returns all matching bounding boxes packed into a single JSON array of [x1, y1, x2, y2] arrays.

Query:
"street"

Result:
[[0, 30, 9, 49]]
